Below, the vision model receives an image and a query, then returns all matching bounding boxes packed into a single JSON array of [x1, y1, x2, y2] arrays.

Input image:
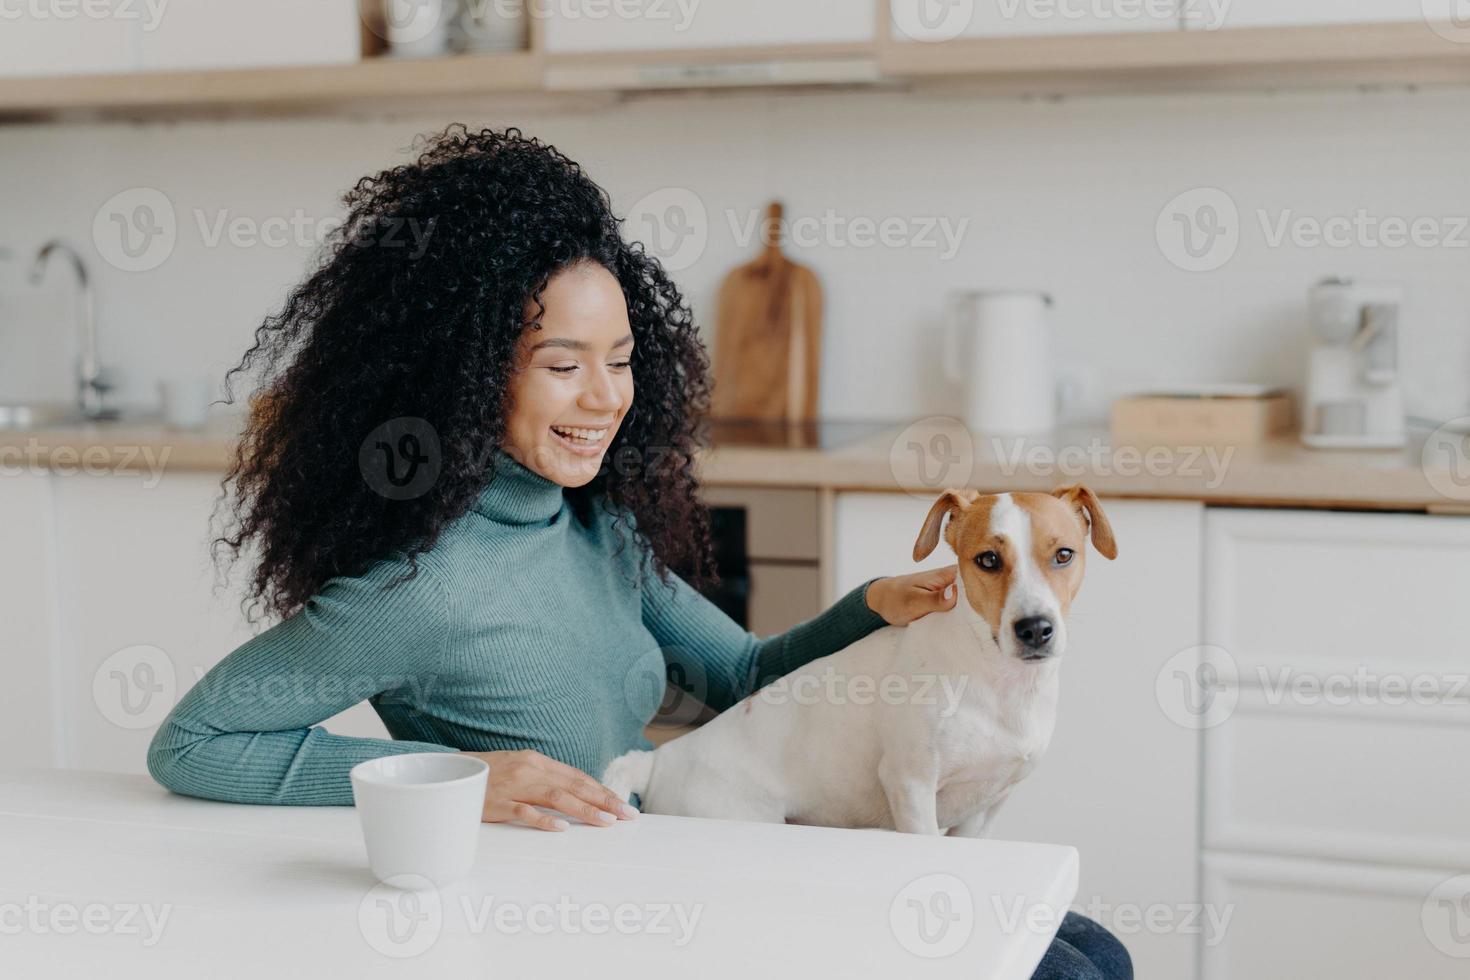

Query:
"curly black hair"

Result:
[[215, 125, 716, 622]]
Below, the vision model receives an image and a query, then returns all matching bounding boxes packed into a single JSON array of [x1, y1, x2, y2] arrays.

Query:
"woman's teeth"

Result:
[[551, 426, 607, 445]]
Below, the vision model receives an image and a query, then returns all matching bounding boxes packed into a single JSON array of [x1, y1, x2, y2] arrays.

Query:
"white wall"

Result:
[[2, 85, 1469, 424]]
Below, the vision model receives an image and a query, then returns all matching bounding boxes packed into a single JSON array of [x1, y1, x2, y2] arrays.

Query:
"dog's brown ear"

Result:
[[1053, 485, 1117, 560], [913, 488, 979, 562]]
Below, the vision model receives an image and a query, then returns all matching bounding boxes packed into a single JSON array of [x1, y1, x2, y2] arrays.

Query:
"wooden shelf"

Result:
[[3, 23, 1470, 121], [878, 22, 1470, 95], [0, 51, 545, 121]]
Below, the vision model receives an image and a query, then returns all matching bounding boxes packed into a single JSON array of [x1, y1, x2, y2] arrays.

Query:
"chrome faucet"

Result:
[[31, 239, 114, 420]]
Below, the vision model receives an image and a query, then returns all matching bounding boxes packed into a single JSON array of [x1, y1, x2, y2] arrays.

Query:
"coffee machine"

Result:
[[1301, 278, 1406, 449]]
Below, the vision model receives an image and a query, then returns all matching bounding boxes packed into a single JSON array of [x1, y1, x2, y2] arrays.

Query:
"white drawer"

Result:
[[1204, 687, 1470, 868], [1205, 509, 1470, 681], [1202, 853, 1467, 980]]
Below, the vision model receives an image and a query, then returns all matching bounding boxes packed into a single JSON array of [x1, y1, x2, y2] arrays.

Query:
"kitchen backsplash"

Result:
[[2, 84, 1469, 425]]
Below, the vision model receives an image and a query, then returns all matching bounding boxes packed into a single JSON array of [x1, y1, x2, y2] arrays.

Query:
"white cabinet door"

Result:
[[136, 0, 361, 72], [50, 472, 388, 775], [0, 472, 60, 768], [0, 0, 360, 78], [1185, 0, 1426, 30], [1201, 854, 1467, 980], [1202, 507, 1470, 980], [834, 492, 1204, 980], [543, 0, 877, 52], [0, 9, 135, 78], [891, 0, 1181, 40]]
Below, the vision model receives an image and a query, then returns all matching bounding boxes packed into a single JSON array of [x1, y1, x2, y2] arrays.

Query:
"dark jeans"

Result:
[[1031, 913, 1133, 980]]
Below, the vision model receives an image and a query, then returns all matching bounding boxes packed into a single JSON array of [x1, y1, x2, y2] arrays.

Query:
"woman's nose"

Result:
[[581, 365, 623, 411]]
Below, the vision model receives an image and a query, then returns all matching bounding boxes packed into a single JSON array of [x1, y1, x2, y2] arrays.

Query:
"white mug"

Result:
[[350, 753, 489, 887], [944, 290, 1056, 436]]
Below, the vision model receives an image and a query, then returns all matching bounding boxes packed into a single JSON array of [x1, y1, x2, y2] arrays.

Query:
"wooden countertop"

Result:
[[3, 416, 1466, 513]]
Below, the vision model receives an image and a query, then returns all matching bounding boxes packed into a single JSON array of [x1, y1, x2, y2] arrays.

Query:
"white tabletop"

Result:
[[0, 768, 1077, 979]]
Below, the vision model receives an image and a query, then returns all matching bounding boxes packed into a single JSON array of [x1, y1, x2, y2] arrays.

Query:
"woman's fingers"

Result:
[[477, 750, 636, 831], [877, 565, 958, 623], [534, 783, 622, 826], [537, 756, 639, 821], [485, 799, 570, 832], [921, 564, 958, 590]]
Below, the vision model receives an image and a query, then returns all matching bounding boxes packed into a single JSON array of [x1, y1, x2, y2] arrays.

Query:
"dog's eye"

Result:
[[1055, 549, 1075, 566], [976, 551, 1002, 571]]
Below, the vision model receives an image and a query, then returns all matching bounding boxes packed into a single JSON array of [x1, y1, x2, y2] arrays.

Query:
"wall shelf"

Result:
[[877, 22, 1470, 95], [0, 51, 546, 122], [2, 22, 1469, 123]]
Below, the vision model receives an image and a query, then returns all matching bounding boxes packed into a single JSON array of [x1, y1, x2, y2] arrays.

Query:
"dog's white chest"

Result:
[[933, 698, 1056, 831]]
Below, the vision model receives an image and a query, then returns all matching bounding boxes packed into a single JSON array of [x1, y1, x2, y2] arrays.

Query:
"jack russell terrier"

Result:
[[604, 485, 1117, 836]]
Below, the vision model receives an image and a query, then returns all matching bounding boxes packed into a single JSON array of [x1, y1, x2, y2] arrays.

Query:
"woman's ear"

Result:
[[913, 488, 978, 562], [1052, 484, 1118, 560]]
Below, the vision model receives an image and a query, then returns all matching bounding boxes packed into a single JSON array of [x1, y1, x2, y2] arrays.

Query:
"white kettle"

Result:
[[944, 290, 1056, 435]]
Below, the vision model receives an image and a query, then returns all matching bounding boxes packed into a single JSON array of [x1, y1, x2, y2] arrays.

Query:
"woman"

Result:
[[147, 126, 1129, 980]]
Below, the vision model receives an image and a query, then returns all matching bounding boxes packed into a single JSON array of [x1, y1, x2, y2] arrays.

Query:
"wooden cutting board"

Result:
[[711, 202, 822, 422]]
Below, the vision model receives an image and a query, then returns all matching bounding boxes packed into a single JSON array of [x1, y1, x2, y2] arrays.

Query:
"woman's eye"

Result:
[[610, 360, 632, 370], [976, 551, 1002, 571], [548, 365, 578, 375], [1055, 549, 1075, 566]]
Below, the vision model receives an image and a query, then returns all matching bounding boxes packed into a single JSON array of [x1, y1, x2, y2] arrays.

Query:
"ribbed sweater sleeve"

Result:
[[639, 565, 890, 713], [146, 561, 457, 806]]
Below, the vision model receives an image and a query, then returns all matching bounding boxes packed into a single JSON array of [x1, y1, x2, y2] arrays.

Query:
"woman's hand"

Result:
[[863, 565, 958, 627], [463, 749, 638, 832]]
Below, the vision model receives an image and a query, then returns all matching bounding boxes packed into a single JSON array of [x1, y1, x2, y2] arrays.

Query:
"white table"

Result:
[[0, 768, 1077, 978]]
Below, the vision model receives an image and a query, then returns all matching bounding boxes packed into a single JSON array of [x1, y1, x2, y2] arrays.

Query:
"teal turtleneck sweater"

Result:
[[147, 449, 887, 806]]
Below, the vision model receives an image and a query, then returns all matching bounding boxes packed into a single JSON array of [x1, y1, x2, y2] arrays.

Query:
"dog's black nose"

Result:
[[1014, 616, 1055, 651]]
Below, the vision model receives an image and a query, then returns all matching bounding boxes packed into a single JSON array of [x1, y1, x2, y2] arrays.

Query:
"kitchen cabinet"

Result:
[[834, 492, 1204, 980], [890, 0, 1181, 40], [0, 472, 60, 767], [1184, 0, 1425, 29], [5, 471, 387, 775], [135, 0, 362, 72], [0, 0, 360, 80], [1202, 854, 1464, 980], [0, 11, 135, 78], [542, 0, 878, 52], [1202, 508, 1470, 980]]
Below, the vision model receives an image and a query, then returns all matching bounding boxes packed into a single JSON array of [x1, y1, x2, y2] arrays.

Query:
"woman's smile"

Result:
[[549, 423, 613, 454]]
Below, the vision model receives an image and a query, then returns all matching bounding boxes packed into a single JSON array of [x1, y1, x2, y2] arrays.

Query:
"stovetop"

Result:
[[703, 418, 895, 451]]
